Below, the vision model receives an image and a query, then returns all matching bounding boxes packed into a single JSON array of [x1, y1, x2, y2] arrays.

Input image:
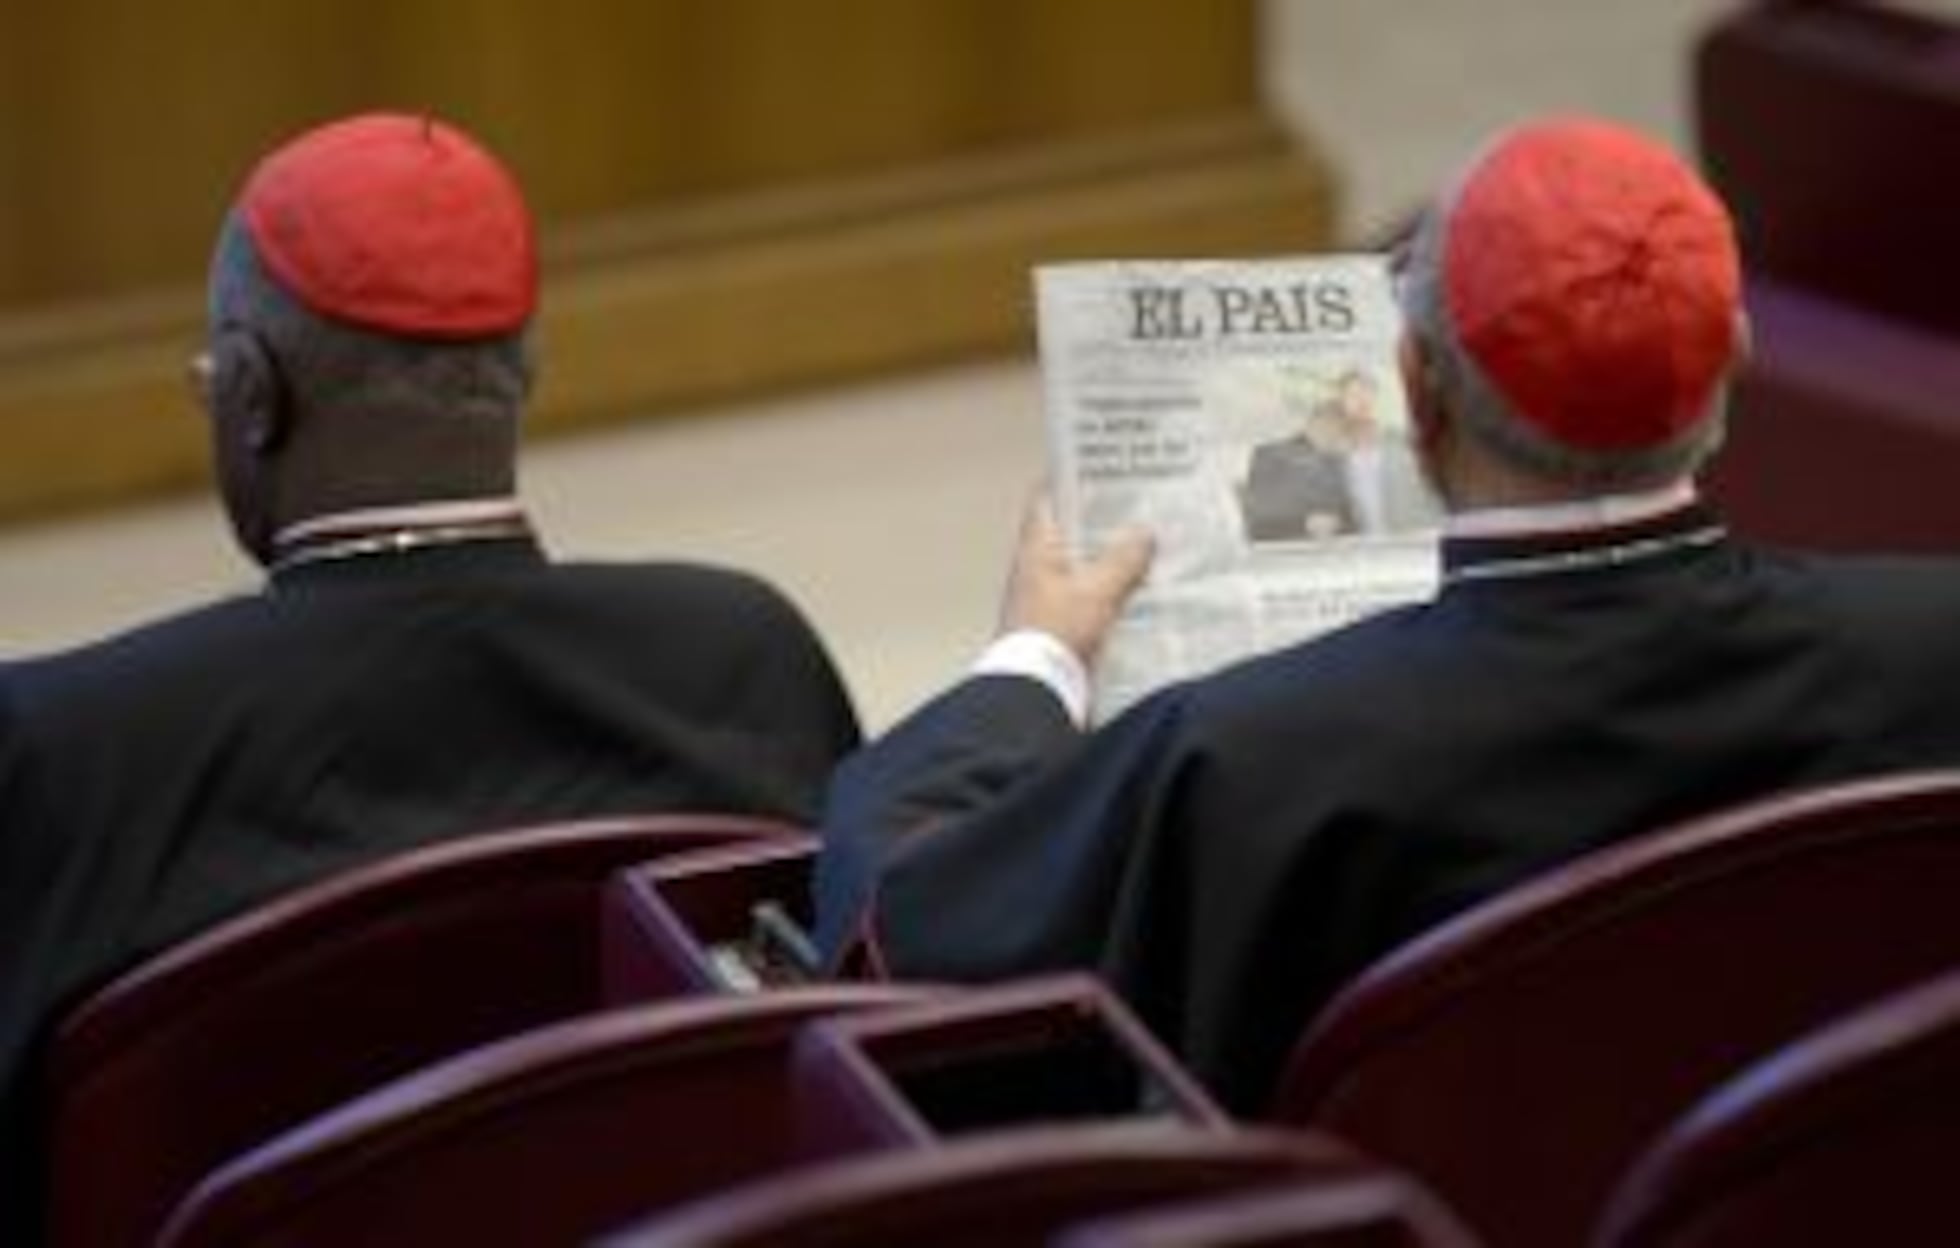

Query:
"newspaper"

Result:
[[1034, 256, 1442, 720]]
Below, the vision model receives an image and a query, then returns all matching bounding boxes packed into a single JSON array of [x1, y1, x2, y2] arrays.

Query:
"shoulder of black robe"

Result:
[[13, 551, 862, 970], [529, 559, 864, 797], [0, 549, 861, 1248]]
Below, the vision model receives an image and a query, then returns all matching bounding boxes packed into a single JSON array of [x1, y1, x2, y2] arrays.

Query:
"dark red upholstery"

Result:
[[1056, 1173, 1481, 1247], [1270, 770, 1960, 1248], [605, 1123, 1378, 1248], [48, 813, 802, 1248], [157, 986, 930, 1248], [1702, 279, 1960, 553], [1691, 1, 1960, 555], [793, 974, 1228, 1157], [1696, 0, 1960, 335], [601, 838, 818, 999], [1598, 968, 1960, 1247]]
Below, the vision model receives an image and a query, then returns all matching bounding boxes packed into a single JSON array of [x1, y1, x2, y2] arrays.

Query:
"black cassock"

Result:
[[818, 502, 1960, 1113], [0, 536, 859, 1242]]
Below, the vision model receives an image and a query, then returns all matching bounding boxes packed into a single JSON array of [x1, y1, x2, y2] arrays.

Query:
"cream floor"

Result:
[[0, 0, 1867, 729]]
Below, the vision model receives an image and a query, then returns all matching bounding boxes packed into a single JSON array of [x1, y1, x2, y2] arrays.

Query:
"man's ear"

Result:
[[1400, 332, 1460, 508], [1730, 309, 1754, 372], [209, 329, 291, 454], [1399, 334, 1447, 448], [519, 331, 539, 399]]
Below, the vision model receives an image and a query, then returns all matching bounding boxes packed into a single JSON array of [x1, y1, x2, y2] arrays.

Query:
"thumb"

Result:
[[1091, 527, 1155, 598], [1014, 487, 1069, 562]]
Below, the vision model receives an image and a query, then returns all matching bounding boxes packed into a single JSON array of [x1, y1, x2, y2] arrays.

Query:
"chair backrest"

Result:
[[1055, 1172, 1481, 1248], [157, 985, 931, 1248], [793, 974, 1229, 1157], [1693, 4, 1960, 555], [603, 1123, 1376, 1248], [1598, 968, 1960, 1247], [1699, 279, 1960, 554], [1270, 770, 1960, 1248], [48, 812, 801, 1248], [1696, 0, 1960, 335]]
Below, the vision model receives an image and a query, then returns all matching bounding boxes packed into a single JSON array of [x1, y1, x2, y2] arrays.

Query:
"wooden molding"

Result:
[[0, 112, 1335, 524]]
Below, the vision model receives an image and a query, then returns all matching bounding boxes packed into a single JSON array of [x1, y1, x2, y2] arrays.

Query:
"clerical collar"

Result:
[[266, 497, 536, 580], [1444, 480, 1699, 539], [1440, 485, 1727, 588]]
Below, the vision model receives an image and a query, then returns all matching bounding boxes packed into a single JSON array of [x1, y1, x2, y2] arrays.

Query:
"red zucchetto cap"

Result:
[[1441, 117, 1742, 452], [239, 113, 537, 338]]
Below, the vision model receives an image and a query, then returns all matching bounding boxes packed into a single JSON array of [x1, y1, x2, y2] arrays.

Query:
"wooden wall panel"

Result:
[[0, 0, 1334, 521], [0, 0, 1260, 306]]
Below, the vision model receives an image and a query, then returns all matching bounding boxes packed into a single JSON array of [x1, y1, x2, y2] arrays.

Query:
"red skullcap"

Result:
[[1442, 117, 1741, 452], [240, 113, 537, 337]]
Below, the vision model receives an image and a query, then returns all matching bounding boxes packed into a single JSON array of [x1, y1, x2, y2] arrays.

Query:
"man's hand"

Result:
[[998, 490, 1154, 664]]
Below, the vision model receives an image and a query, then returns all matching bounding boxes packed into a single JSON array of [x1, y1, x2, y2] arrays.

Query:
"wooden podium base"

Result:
[[0, 113, 1334, 523]]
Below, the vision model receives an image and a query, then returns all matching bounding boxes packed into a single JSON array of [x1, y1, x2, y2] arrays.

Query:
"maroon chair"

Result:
[[1696, 0, 1960, 336], [1598, 968, 1960, 1247], [1056, 1173, 1481, 1248], [1701, 278, 1960, 554], [1270, 770, 1960, 1248], [1692, 1, 1960, 554], [603, 1122, 1381, 1248], [48, 813, 803, 1248], [792, 974, 1229, 1157], [601, 837, 820, 999], [157, 986, 932, 1248]]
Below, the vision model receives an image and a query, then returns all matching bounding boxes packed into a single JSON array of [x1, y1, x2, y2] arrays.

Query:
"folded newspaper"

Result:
[[1034, 256, 1442, 721]]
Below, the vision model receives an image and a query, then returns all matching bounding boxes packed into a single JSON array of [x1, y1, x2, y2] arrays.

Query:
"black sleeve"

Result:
[[813, 673, 1197, 983]]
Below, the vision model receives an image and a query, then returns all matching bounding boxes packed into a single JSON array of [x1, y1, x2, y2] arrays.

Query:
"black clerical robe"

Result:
[[0, 537, 858, 1241], [817, 502, 1960, 1113]]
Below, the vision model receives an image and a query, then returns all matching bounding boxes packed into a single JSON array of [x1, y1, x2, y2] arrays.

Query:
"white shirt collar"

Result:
[[1443, 480, 1699, 540], [274, 496, 526, 547]]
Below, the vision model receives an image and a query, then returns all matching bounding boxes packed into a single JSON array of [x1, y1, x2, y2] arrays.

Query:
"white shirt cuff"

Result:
[[971, 630, 1091, 728]]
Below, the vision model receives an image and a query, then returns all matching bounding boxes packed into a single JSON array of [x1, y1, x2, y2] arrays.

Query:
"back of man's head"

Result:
[[204, 113, 539, 561], [1399, 116, 1745, 493]]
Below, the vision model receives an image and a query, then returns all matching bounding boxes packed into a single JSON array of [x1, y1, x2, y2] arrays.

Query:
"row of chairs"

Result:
[[54, 817, 1450, 1245], [40, 767, 1960, 1245], [157, 982, 1478, 1246], [61, 906, 1474, 1244]]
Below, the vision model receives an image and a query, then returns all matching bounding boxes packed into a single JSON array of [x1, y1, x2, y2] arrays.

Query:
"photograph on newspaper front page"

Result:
[[1034, 255, 1442, 720]]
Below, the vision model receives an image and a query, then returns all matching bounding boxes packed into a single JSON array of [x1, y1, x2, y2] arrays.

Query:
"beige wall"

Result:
[[1265, 0, 1728, 237]]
